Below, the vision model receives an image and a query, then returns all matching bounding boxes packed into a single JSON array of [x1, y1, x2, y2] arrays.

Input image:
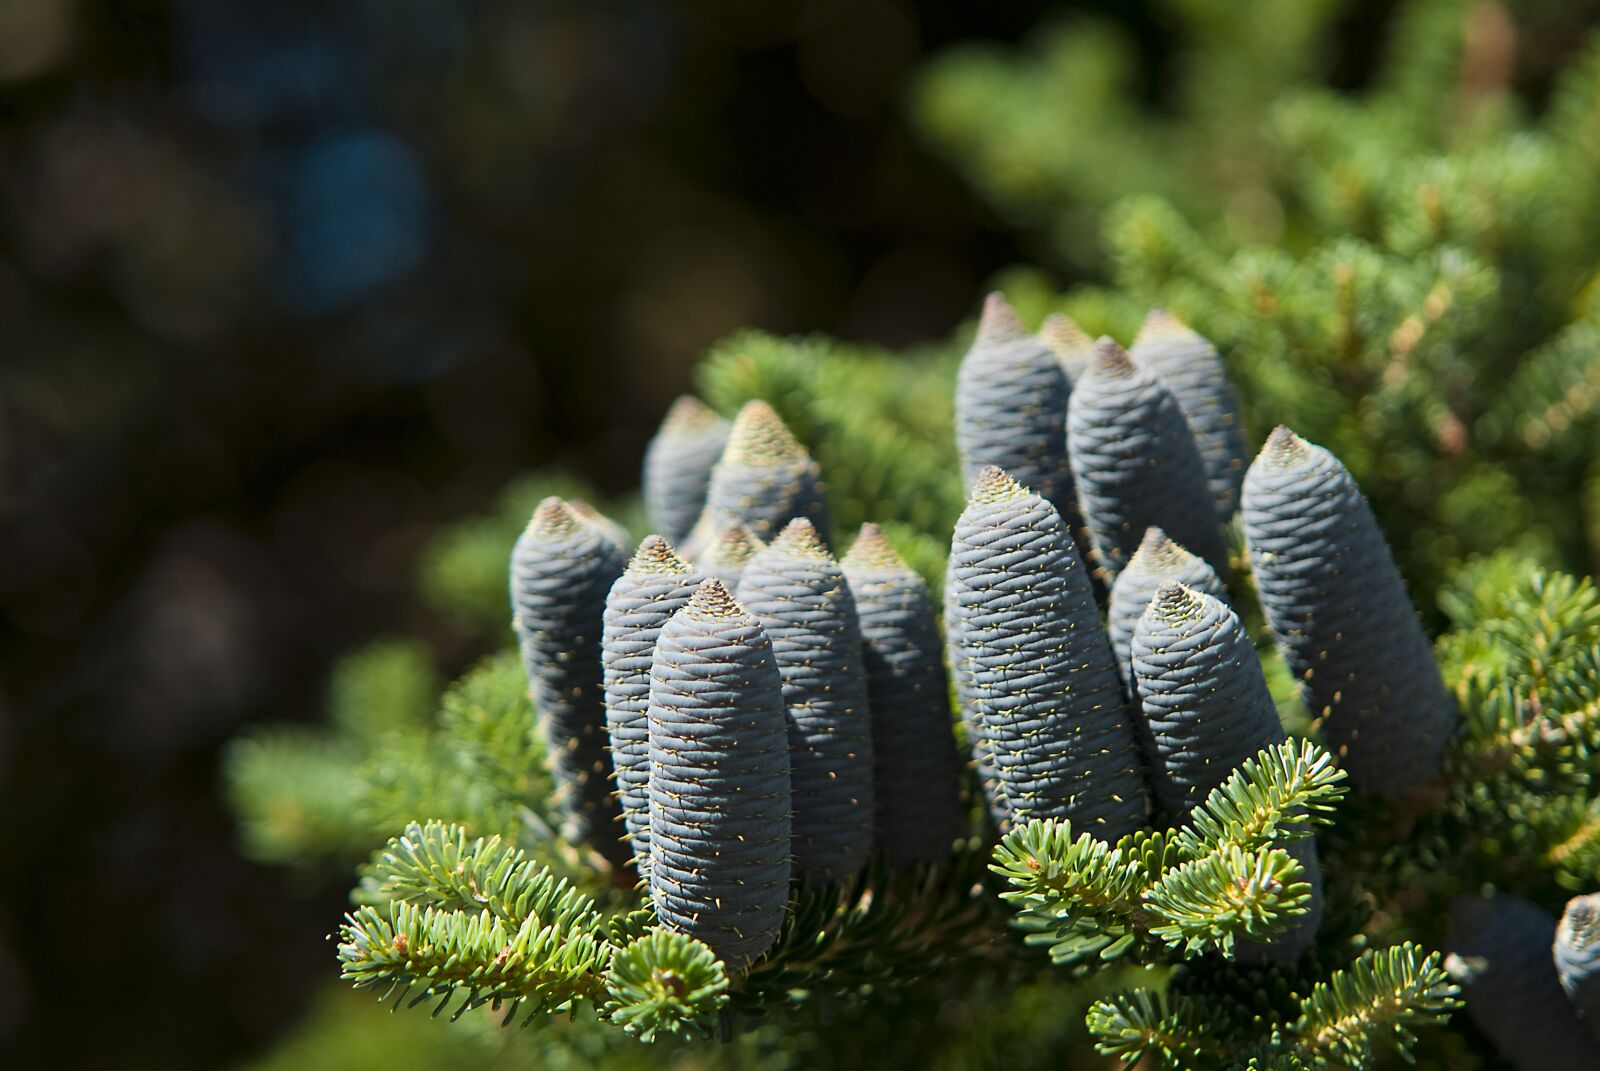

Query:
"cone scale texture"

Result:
[[954, 293, 1090, 565], [510, 497, 631, 869], [647, 579, 792, 969], [695, 523, 764, 589], [1557, 893, 1600, 1040], [946, 466, 1146, 839], [842, 524, 963, 867], [1130, 582, 1322, 961], [698, 399, 830, 552], [1241, 428, 1456, 795], [1067, 338, 1229, 583], [1446, 893, 1600, 1068], [602, 536, 705, 866], [643, 395, 731, 546], [737, 519, 875, 882], [1108, 526, 1227, 692], [1131, 310, 1249, 521]]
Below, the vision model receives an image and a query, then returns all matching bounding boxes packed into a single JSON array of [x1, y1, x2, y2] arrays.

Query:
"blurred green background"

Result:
[[6, 1, 1600, 1068]]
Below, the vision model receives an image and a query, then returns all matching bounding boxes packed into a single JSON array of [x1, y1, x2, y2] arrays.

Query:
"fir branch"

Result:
[[1292, 944, 1458, 1067], [604, 928, 729, 1042], [1143, 846, 1311, 957], [1175, 740, 1348, 859], [1086, 989, 1233, 1070]]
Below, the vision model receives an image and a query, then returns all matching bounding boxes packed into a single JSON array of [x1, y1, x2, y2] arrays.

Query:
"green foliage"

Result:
[[603, 930, 729, 1042]]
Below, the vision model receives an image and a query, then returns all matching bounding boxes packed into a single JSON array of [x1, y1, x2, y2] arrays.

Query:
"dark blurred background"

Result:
[[0, 1, 1111, 1066]]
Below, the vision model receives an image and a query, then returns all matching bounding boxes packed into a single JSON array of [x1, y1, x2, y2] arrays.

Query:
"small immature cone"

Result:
[[1130, 582, 1322, 961], [602, 536, 705, 866], [737, 518, 874, 882], [643, 396, 731, 545], [1067, 338, 1230, 584], [1242, 428, 1457, 795], [1131, 310, 1248, 521], [1557, 894, 1600, 1039], [695, 523, 764, 589], [1107, 527, 1227, 693], [1040, 311, 1096, 384], [697, 400, 830, 553], [647, 579, 791, 968], [843, 524, 963, 867], [1445, 893, 1600, 1068], [510, 497, 631, 869], [954, 293, 1093, 573], [947, 466, 1147, 839]]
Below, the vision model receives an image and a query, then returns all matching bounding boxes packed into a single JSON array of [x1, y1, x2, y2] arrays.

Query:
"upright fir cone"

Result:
[[1131, 309, 1249, 521], [602, 536, 705, 866], [694, 399, 830, 555], [842, 524, 963, 867], [1040, 311, 1096, 384], [738, 518, 874, 882], [1557, 894, 1600, 1039], [647, 579, 791, 968], [642, 395, 731, 545], [1068, 338, 1230, 584], [947, 466, 1147, 839], [568, 500, 631, 554], [695, 522, 764, 588], [1130, 582, 1322, 961], [510, 497, 631, 869], [1242, 427, 1457, 795], [954, 293, 1093, 574], [1107, 526, 1227, 692], [1446, 893, 1600, 1068], [945, 552, 1004, 826]]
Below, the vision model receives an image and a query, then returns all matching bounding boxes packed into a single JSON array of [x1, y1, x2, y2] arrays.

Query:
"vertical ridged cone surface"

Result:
[[696, 523, 765, 589], [1130, 583, 1322, 960], [954, 293, 1091, 569], [736, 519, 874, 882], [1040, 311, 1096, 384], [643, 396, 731, 545], [510, 498, 631, 868], [945, 552, 1003, 825], [1241, 428, 1457, 795], [1131, 310, 1248, 520], [1446, 893, 1600, 1068], [700, 400, 831, 549], [1108, 527, 1227, 692], [947, 466, 1147, 838], [842, 524, 963, 867], [602, 536, 705, 866], [647, 579, 791, 968], [1557, 894, 1600, 1038], [1068, 338, 1230, 584]]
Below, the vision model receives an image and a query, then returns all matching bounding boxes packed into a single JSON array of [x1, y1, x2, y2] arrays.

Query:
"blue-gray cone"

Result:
[[737, 518, 874, 883], [602, 535, 704, 867], [1446, 893, 1600, 1068], [1107, 526, 1227, 694], [843, 523, 963, 867], [696, 399, 830, 553], [647, 578, 791, 969], [1557, 893, 1600, 1041], [510, 497, 631, 869], [947, 466, 1147, 839], [1131, 310, 1248, 521], [1130, 582, 1322, 961], [694, 522, 765, 589], [1068, 338, 1230, 585], [1241, 427, 1457, 796], [643, 396, 731, 546]]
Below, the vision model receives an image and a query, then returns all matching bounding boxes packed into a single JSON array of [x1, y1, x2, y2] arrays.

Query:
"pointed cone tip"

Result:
[[1135, 308, 1200, 345], [628, 534, 690, 575], [529, 496, 584, 539], [686, 577, 743, 618], [843, 522, 907, 571], [1149, 581, 1208, 621], [701, 523, 764, 566], [659, 395, 724, 436], [1089, 336, 1136, 378], [973, 291, 1029, 348], [724, 399, 808, 466], [1261, 425, 1311, 466], [1039, 312, 1093, 355], [1562, 894, 1600, 946], [969, 465, 1030, 505], [770, 517, 833, 560], [1127, 526, 1196, 573]]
